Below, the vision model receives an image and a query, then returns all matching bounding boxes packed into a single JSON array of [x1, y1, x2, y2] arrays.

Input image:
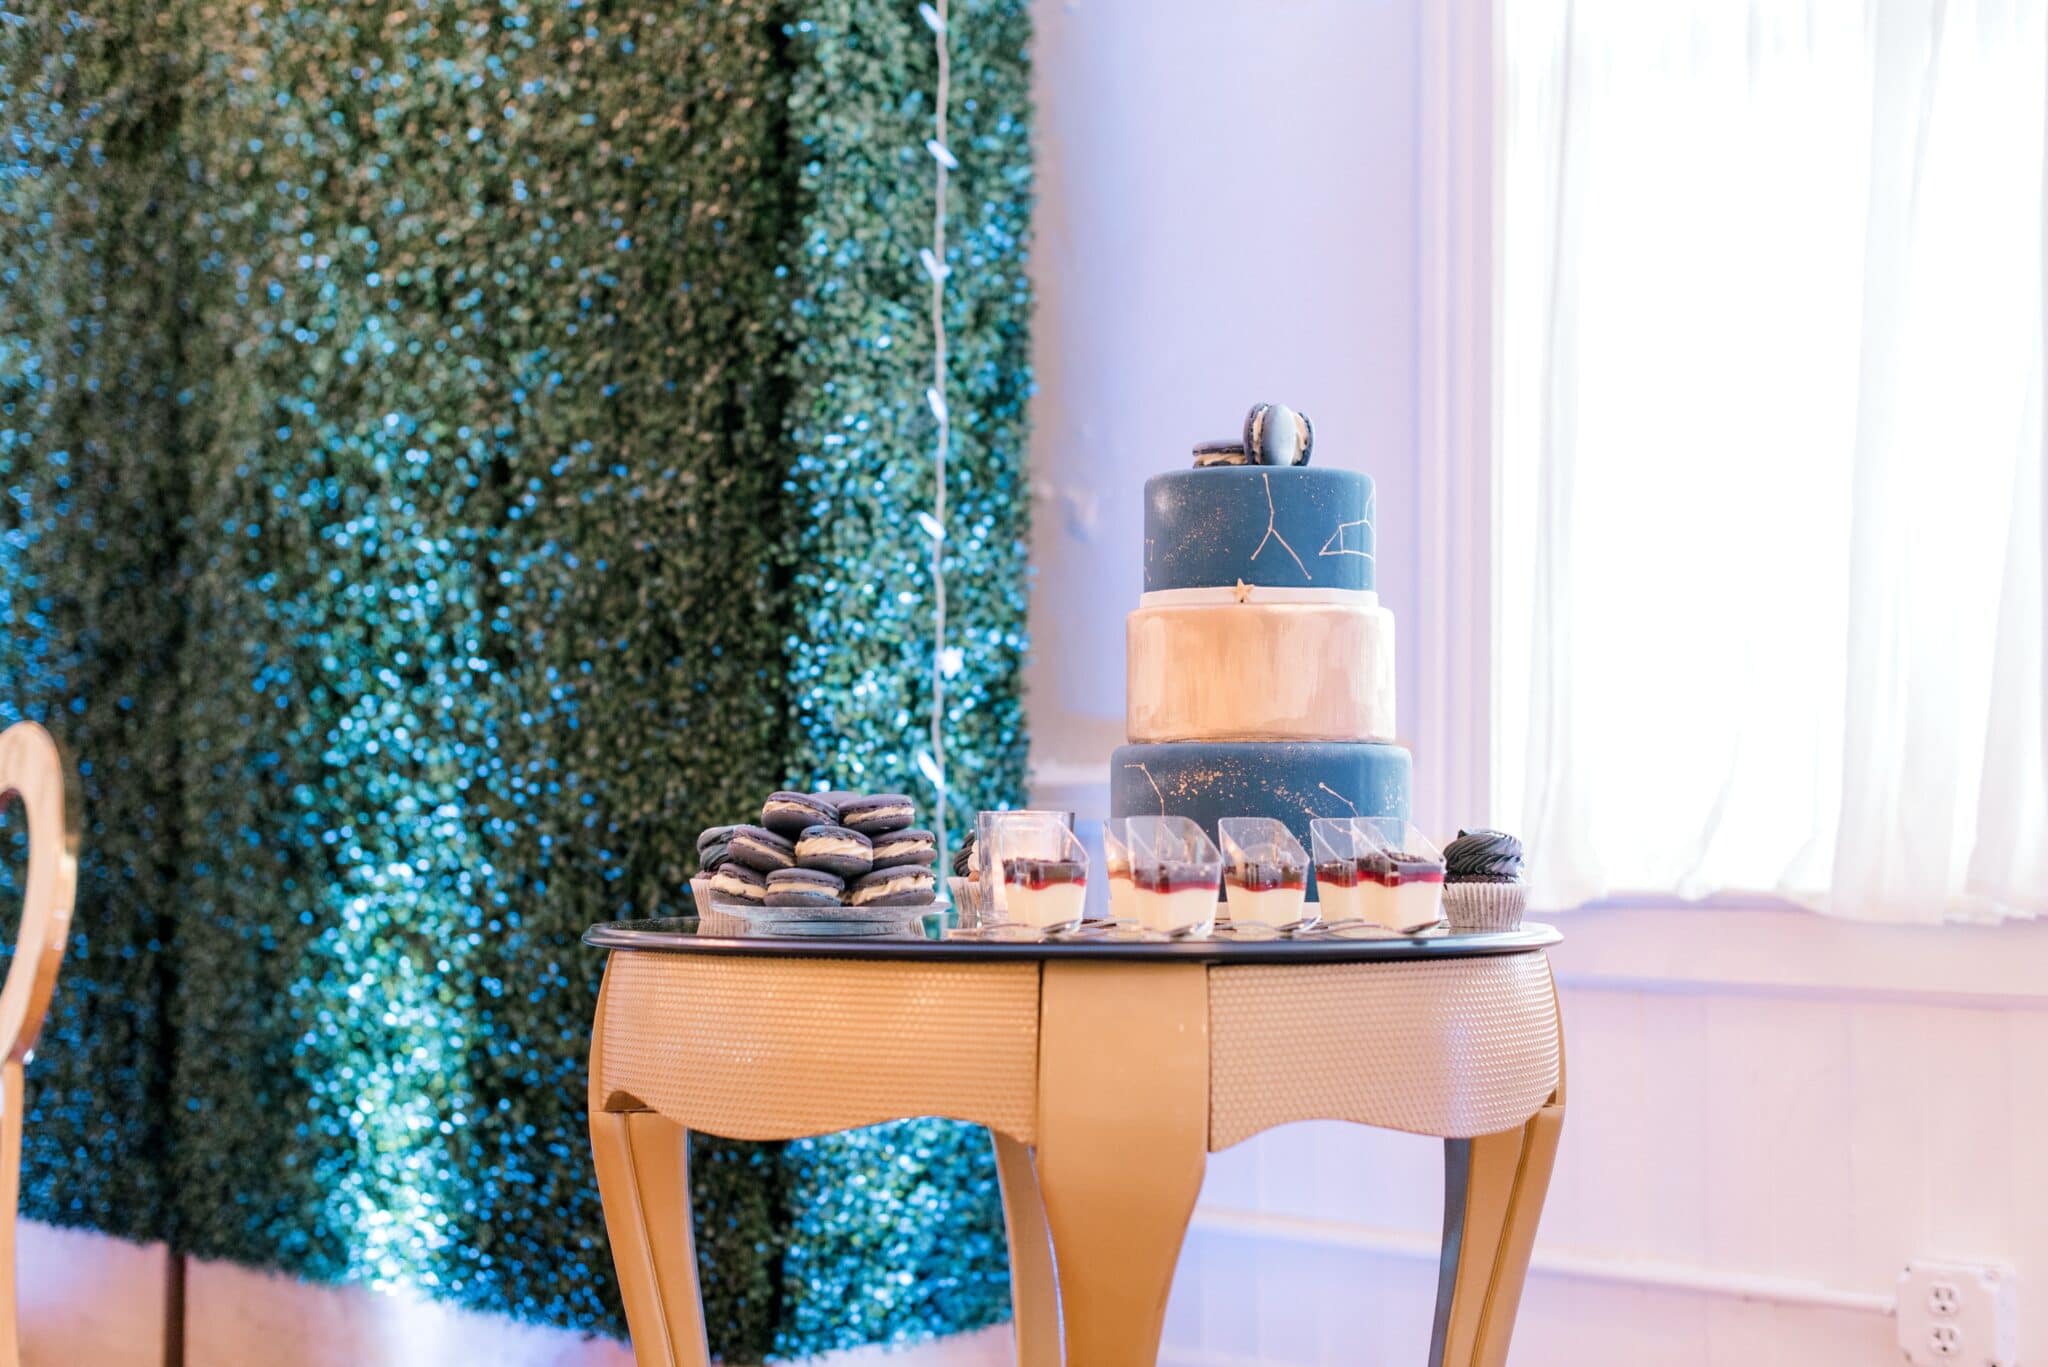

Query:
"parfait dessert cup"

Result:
[[1353, 818, 1446, 931], [983, 812, 1088, 932], [1310, 818, 1370, 923], [1313, 817, 1445, 932], [1219, 817, 1313, 930], [1125, 815, 1223, 937], [975, 809, 1076, 922], [1102, 819, 1137, 923]]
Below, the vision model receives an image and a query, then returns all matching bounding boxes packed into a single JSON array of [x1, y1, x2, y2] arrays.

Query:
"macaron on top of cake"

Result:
[[795, 824, 873, 879], [870, 828, 937, 871], [839, 793, 915, 836], [729, 825, 797, 872], [762, 791, 839, 839]]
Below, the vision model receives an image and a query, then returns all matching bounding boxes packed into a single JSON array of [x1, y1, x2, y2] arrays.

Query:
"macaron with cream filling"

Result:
[[762, 791, 838, 839], [764, 867, 846, 908], [795, 824, 873, 879], [870, 828, 937, 871], [839, 794, 916, 837], [850, 865, 936, 907]]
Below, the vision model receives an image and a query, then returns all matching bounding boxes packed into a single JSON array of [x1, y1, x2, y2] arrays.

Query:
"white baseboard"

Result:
[[1187, 1206, 1895, 1318]]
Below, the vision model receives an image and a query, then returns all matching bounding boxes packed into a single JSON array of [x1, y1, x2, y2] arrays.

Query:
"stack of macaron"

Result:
[[698, 790, 940, 913]]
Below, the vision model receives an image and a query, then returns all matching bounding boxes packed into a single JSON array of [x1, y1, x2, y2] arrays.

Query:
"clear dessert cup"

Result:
[[983, 812, 1088, 931], [1310, 818, 1369, 923], [976, 809, 1075, 921], [1125, 815, 1223, 937], [1351, 819, 1449, 934], [1218, 817, 1313, 929], [1101, 819, 1137, 923]]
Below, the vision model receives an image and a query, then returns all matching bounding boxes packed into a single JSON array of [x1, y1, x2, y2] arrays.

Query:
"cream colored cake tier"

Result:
[[1125, 587, 1396, 743]]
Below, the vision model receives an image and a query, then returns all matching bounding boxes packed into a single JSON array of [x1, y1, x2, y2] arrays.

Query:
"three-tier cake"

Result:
[[1109, 407, 1413, 883]]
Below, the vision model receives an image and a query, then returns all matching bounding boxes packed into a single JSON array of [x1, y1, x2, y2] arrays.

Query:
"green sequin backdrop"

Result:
[[0, 0, 1032, 1358]]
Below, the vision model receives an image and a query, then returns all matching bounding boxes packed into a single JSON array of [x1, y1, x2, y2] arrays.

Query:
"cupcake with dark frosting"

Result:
[[1442, 829, 1526, 931], [947, 832, 984, 919]]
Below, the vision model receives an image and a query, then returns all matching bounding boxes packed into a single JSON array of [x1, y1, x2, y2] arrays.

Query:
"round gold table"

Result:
[[585, 916, 1565, 1367]]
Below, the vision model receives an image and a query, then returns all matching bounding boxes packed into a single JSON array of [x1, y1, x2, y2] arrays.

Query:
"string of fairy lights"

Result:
[[914, 0, 958, 863]]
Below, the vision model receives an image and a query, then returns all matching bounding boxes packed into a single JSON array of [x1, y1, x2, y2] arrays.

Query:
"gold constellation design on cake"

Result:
[[1301, 782, 1360, 820], [1317, 782, 1358, 814], [1317, 489, 1375, 563], [1249, 472, 1311, 580], [1123, 762, 1167, 815]]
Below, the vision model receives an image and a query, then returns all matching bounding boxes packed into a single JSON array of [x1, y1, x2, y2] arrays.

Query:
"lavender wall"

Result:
[[1024, 0, 1423, 809]]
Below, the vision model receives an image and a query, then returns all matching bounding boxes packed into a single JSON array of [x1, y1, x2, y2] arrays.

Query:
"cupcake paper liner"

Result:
[[1444, 881, 1526, 932], [948, 875, 986, 924]]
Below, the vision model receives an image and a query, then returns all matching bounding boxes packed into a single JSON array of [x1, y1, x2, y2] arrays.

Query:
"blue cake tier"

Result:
[[1109, 740, 1413, 898], [1144, 466, 1377, 593]]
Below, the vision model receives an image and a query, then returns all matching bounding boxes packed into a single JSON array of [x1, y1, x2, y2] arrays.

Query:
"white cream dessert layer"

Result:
[[1126, 599, 1396, 743], [1135, 887, 1217, 934], [1320, 880, 1441, 931], [1224, 883, 1307, 927], [1106, 870, 1136, 922], [1005, 881, 1086, 928], [1362, 882, 1442, 931]]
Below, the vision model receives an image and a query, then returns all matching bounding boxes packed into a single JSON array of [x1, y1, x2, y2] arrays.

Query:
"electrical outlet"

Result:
[[1898, 1260, 2019, 1367]]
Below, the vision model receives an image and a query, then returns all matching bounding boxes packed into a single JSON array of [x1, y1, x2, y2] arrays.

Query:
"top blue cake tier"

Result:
[[1143, 466, 1376, 593]]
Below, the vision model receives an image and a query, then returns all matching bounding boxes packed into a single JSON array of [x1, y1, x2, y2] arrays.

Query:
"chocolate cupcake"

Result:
[[1442, 829, 1526, 931]]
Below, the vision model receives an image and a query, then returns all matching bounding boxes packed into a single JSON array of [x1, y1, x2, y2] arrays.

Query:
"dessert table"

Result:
[[585, 914, 1565, 1367]]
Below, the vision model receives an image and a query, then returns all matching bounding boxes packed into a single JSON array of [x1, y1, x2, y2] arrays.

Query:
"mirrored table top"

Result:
[[585, 905, 1561, 964]]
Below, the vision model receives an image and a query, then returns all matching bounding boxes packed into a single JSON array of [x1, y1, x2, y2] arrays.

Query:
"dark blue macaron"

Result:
[[1245, 401, 1314, 466], [696, 824, 738, 853], [1192, 437, 1251, 468], [849, 865, 937, 907], [729, 825, 796, 873], [762, 791, 839, 839], [795, 824, 873, 879], [764, 867, 845, 908], [870, 827, 937, 871], [839, 793, 915, 837], [707, 863, 769, 904]]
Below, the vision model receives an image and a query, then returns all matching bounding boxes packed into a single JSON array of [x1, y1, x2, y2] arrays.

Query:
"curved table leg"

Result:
[[589, 967, 711, 1367], [1035, 961, 1208, 1366], [991, 1131, 1061, 1367], [1429, 1016, 1567, 1367]]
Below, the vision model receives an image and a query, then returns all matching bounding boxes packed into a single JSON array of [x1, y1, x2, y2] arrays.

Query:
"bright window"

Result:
[[1495, 0, 2048, 922]]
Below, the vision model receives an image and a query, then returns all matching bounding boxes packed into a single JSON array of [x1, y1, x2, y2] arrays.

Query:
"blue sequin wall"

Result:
[[0, 0, 1031, 1358]]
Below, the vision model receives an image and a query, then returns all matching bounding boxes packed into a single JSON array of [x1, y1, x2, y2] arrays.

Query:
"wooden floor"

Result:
[[19, 1221, 1016, 1367]]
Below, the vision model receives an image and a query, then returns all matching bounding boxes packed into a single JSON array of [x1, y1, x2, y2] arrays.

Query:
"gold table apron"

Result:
[[587, 927, 1564, 1367]]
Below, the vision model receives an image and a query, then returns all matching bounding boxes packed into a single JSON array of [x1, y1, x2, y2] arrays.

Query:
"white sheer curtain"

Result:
[[1497, 0, 2048, 923]]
